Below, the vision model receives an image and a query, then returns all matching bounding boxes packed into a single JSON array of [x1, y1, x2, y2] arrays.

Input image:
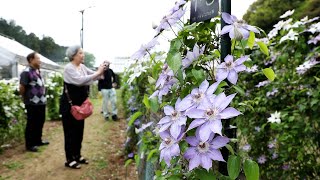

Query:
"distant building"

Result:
[[110, 56, 130, 73]]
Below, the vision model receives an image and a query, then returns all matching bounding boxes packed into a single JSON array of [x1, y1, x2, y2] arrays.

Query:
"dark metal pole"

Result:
[[80, 10, 84, 48], [219, 0, 232, 176]]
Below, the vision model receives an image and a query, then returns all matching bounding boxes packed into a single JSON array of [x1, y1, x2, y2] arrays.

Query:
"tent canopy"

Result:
[[0, 34, 61, 70]]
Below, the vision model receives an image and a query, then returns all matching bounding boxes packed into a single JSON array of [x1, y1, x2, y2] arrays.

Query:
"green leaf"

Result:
[[256, 41, 269, 56], [143, 94, 150, 109], [248, 31, 255, 49], [225, 144, 235, 155], [125, 159, 133, 167], [167, 52, 182, 73], [227, 155, 241, 179], [183, 23, 197, 31], [147, 149, 158, 161], [262, 68, 275, 81], [150, 97, 159, 112], [148, 76, 156, 84], [233, 85, 245, 96], [128, 111, 143, 126], [194, 169, 216, 180], [244, 159, 259, 180], [192, 69, 205, 83], [169, 38, 182, 52]]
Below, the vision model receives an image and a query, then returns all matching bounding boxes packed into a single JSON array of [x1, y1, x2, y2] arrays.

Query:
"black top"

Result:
[[60, 82, 89, 114], [98, 69, 117, 90]]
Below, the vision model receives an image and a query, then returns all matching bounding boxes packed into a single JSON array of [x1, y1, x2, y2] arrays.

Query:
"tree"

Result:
[[242, 0, 307, 32], [84, 52, 95, 68]]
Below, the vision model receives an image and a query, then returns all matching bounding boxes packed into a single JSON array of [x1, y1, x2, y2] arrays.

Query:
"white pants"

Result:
[[101, 88, 117, 117]]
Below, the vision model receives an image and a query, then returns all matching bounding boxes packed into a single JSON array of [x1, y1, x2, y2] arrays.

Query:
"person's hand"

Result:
[[97, 63, 106, 74], [112, 82, 117, 88]]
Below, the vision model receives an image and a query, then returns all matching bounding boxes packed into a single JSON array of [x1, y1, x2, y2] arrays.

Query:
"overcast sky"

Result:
[[0, 0, 255, 65]]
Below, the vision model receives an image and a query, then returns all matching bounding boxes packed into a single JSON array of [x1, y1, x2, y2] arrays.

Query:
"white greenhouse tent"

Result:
[[0, 34, 61, 80]]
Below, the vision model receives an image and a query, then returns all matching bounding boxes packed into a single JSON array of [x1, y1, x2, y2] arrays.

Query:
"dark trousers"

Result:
[[25, 105, 46, 148], [62, 112, 84, 161]]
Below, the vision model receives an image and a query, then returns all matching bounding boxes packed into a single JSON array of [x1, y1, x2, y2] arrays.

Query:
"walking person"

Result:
[[59, 45, 106, 169], [19, 52, 49, 152], [98, 60, 118, 121]]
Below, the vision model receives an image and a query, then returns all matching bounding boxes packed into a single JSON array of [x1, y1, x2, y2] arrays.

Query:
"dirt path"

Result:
[[0, 99, 137, 180]]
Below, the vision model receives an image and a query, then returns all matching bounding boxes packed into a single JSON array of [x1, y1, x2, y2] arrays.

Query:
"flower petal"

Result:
[[187, 118, 206, 131], [234, 55, 249, 65], [218, 93, 236, 111], [164, 105, 174, 115], [211, 136, 230, 149], [158, 116, 171, 125], [221, 25, 232, 35], [221, 12, 237, 24], [176, 95, 193, 111], [186, 136, 199, 146], [227, 69, 238, 84], [210, 120, 222, 135], [208, 149, 225, 162], [216, 68, 229, 82], [186, 108, 205, 119], [220, 107, 241, 119], [170, 123, 181, 139], [184, 147, 197, 160], [170, 144, 180, 156], [159, 122, 172, 132], [206, 81, 220, 95], [201, 154, 212, 171], [189, 156, 201, 170], [199, 123, 213, 142], [199, 79, 209, 93]]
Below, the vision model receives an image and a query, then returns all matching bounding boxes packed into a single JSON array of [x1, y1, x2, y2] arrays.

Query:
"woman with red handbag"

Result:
[[59, 45, 106, 169]]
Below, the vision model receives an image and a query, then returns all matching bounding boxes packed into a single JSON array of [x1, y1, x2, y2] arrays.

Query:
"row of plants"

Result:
[[0, 72, 63, 149], [121, 1, 319, 179]]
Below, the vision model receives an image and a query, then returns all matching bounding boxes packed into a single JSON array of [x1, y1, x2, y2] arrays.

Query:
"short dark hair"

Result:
[[26, 52, 38, 63]]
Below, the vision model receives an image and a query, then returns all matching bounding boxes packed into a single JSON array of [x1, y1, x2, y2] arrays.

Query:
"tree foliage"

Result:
[[0, 18, 95, 66], [242, 0, 319, 32]]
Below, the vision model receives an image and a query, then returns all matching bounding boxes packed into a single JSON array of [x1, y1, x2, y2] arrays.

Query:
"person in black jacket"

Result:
[[98, 60, 118, 121]]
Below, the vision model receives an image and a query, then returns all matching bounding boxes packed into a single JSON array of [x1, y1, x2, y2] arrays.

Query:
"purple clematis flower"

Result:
[[150, 64, 178, 103], [156, 8, 186, 34], [159, 130, 183, 166], [221, 12, 260, 40], [177, 80, 220, 112], [158, 98, 187, 139], [216, 55, 248, 85], [182, 44, 206, 69], [186, 92, 241, 141], [131, 37, 159, 60], [184, 130, 229, 171]]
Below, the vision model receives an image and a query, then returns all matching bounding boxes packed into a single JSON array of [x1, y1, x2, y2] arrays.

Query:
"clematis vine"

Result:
[[267, 111, 281, 124], [182, 44, 206, 69], [131, 37, 159, 60], [184, 129, 229, 171], [216, 55, 248, 85], [221, 12, 260, 40], [186, 92, 241, 141], [159, 130, 183, 166], [155, 7, 186, 34], [177, 80, 220, 112], [150, 64, 178, 102], [158, 98, 187, 139]]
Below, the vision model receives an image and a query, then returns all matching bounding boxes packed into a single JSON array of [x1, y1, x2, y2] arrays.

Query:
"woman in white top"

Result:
[[60, 45, 106, 169]]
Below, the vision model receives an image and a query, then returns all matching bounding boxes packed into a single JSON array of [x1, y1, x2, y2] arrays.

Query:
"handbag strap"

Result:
[[64, 84, 73, 106]]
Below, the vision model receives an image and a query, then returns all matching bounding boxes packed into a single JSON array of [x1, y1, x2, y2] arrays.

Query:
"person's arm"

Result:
[[84, 64, 104, 80], [19, 84, 25, 98], [64, 64, 104, 86], [19, 71, 29, 99], [111, 69, 117, 88]]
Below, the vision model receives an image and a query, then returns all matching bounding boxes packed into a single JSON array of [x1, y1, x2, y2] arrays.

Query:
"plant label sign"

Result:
[[190, 0, 219, 23]]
